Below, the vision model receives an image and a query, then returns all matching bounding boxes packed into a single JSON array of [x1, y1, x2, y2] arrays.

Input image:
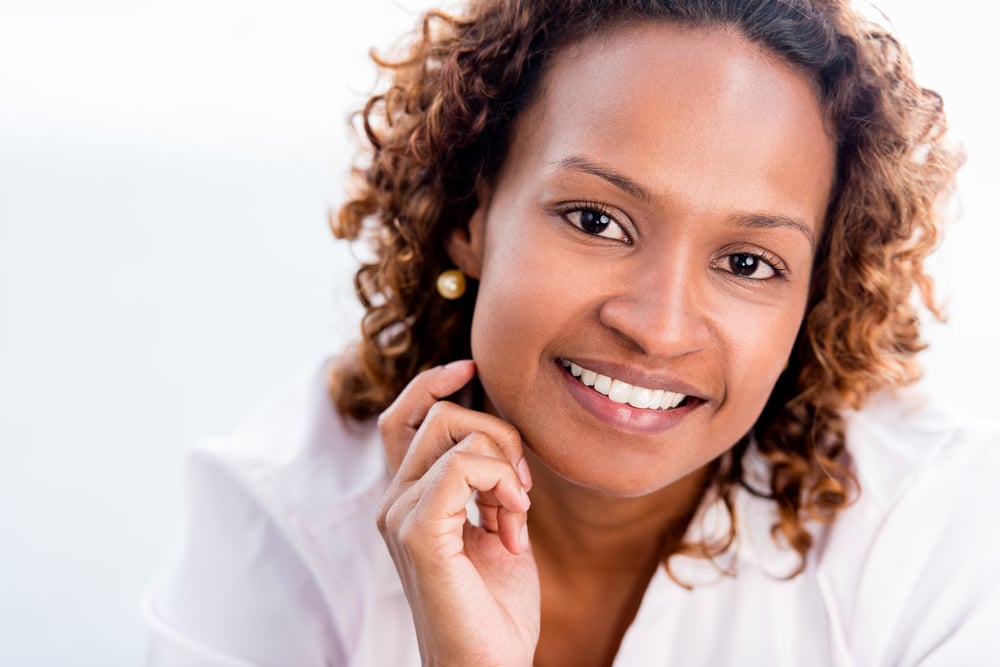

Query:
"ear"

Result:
[[445, 184, 491, 280]]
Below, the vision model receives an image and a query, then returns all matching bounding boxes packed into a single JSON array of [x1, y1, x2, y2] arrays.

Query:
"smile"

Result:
[[559, 359, 689, 411]]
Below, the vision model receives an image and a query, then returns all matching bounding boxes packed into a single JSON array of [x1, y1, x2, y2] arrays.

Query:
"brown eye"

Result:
[[580, 210, 611, 234], [564, 208, 629, 242], [727, 253, 776, 280]]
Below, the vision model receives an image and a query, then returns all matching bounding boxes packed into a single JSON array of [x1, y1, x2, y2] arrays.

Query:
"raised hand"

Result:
[[376, 360, 540, 666]]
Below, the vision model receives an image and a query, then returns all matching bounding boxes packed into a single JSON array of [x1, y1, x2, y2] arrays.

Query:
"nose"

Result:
[[597, 248, 712, 359]]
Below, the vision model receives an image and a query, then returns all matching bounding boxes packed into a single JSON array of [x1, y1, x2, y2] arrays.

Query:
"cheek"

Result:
[[468, 242, 588, 402], [714, 294, 805, 415]]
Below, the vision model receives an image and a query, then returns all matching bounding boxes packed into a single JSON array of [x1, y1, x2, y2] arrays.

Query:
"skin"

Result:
[[377, 21, 836, 666]]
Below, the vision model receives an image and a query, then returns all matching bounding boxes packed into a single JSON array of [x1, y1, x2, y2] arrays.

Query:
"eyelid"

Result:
[[554, 200, 634, 243], [714, 244, 789, 281]]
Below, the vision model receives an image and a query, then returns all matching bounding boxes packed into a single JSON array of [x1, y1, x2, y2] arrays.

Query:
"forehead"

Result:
[[499, 21, 836, 229]]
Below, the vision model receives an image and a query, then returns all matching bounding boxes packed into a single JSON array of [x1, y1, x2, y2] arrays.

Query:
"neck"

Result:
[[524, 447, 711, 575]]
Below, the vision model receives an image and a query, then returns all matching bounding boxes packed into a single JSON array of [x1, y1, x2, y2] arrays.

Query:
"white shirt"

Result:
[[144, 360, 1000, 665]]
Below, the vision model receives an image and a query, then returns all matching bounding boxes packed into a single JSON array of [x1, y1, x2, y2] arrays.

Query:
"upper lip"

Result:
[[557, 356, 711, 401]]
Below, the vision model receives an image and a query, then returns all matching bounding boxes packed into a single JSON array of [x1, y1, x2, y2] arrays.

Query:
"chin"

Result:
[[526, 442, 700, 499]]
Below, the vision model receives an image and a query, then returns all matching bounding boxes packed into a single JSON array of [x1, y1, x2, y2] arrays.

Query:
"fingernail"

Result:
[[444, 359, 473, 370], [520, 523, 530, 551], [520, 485, 530, 508], [516, 458, 532, 488]]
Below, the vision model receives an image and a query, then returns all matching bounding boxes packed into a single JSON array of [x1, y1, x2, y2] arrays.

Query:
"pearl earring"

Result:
[[436, 269, 467, 300]]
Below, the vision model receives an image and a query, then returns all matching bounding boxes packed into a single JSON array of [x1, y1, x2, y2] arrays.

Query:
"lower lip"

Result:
[[557, 362, 702, 435]]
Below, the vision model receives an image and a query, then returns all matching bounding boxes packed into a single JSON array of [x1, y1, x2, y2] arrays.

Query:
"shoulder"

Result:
[[145, 358, 400, 666], [818, 387, 1000, 663], [196, 357, 387, 521], [842, 387, 1000, 535], [183, 358, 390, 562], [845, 387, 996, 499]]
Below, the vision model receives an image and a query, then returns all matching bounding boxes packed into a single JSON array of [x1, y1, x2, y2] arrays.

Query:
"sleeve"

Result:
[[142, 447, 344, 667]]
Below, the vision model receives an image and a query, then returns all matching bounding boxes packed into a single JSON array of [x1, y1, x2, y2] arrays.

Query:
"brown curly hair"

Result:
[[328, 0, 961, 576]]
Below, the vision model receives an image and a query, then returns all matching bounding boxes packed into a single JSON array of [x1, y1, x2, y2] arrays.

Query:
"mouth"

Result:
[[558, 359, 694, 411]]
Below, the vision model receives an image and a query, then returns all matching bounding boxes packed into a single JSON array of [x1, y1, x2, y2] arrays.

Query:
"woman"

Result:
[[145, 0, 996, 664]]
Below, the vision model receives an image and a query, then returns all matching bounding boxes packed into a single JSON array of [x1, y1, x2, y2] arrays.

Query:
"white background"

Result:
[[0, 1, 996, 664]]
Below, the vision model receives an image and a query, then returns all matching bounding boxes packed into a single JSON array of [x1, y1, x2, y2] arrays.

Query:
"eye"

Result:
[[564, 207, 630, 243], [716, 252, 782, 280]]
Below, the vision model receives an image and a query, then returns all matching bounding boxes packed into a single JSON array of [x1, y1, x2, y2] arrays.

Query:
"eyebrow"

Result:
[[553, 154, 816, 248], [552, 155, 653, 203], [728, 213, 816, 248]]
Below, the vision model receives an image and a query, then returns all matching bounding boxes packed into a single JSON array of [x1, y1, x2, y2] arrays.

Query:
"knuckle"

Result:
[[376, 409, 395, 436], [375, 484, 410, 538], [463, 429, 512, 463], [496, 421, 521, 450], [462, 431, 490, 452], [397, 517, 422, 552], [433, 448, 478, 484], [424, 399, 456, 423], [435, 447, 462, 473], [374, 493, 395, 536], [381, 501, 407, 542]]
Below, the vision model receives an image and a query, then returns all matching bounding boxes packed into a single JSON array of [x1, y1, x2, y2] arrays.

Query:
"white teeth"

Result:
[[650, 389, 664, 407], [561, 359, 688, 411], [628, 387, 652, 409], [665, 391, 684, 409], [608, 380, 631, 404]]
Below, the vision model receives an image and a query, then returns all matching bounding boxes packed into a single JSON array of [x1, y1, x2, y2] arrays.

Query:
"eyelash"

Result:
[[713, 247, 788, 282], [555, 203, 788, 281], [556, 201, 633, 244]]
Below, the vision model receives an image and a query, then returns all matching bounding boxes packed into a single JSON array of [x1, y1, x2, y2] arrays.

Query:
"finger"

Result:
[[381, 436, 529, 546], [397, 404, 529, 489], [475, 486, 530, 556], [378, 360, 476, 473], [475, 489, 502, 533], [414, 445, 531, 555], [379, 416, 517, 536], [497, 505, 530, 555]]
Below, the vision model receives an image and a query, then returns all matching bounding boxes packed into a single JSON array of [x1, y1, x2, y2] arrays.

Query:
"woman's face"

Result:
[[450, 22, 836, 497]]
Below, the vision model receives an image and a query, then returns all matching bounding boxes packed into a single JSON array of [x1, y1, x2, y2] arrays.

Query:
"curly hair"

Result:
[[328, 0, 961, 576]]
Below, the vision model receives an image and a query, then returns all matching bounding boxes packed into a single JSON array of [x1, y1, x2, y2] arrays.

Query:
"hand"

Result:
[[376, 360, 540, 666]]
